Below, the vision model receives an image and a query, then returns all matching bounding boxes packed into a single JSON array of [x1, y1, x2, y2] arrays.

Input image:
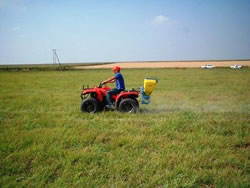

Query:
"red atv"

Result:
[[80, 83, 140, 113]]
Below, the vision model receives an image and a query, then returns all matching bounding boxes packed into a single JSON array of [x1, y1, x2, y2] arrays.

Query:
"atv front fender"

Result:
[[81, 88, 103, 102]]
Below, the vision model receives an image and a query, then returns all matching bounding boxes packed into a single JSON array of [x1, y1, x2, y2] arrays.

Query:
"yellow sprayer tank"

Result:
[[144, 78, 158, 96]]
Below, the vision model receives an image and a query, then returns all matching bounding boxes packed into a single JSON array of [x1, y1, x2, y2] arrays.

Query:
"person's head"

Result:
[[112, 66, 120, 73]]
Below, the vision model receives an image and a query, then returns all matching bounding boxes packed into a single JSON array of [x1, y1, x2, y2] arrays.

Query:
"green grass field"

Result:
[[0, 68, 249, 187]]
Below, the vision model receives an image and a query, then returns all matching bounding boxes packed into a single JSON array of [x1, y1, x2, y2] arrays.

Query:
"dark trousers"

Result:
[[106, 88, 123, 105]]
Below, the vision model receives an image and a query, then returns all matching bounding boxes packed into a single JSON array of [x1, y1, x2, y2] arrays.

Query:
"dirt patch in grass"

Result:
[[234, 143, 250, 149]]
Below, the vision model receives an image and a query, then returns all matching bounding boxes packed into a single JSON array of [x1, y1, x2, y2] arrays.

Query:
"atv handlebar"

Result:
[[83, 83, 105, 89], [98, 82, 104, 88]]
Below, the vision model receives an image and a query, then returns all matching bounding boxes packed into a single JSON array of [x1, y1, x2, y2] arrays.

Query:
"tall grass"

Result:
[[0, 68, 249, 187]]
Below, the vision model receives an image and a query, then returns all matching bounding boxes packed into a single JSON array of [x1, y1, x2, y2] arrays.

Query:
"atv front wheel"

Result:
[[119, 98, 139, 113], [81, 98, 99, 113]]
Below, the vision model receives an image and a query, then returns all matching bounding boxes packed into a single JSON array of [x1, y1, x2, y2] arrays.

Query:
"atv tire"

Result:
[[81, 98, 99, 113], [119, 98, 139, 113]]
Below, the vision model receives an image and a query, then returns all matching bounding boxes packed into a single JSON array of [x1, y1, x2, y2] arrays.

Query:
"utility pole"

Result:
[[52, 49, 61, 66]]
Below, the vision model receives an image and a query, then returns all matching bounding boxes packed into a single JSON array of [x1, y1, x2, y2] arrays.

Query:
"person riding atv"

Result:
[[101, 66, 125, 109]]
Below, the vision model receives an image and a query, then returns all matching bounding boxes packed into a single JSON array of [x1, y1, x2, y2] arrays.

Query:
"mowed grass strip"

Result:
[[0, 68, 249, 187]]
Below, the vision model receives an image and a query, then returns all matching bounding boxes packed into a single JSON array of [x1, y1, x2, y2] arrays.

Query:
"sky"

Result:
[[0, 0, 250, 64]]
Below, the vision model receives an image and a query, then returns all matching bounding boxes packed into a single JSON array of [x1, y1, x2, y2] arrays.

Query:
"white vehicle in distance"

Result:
[[230, 65, 242, 69], [201, 64, 216, 69]]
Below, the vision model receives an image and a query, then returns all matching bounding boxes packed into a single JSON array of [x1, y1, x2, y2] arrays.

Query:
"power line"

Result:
[[52, 49, 61, 66]]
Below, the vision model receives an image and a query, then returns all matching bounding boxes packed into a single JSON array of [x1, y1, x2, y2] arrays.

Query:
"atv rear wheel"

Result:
[[119, 98, 139, 113], [81, 98, 99, 113]]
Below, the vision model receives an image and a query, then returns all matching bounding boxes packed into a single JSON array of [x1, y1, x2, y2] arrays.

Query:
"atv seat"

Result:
[[121, 88, 136, 93], [121, 90, 128, 92]]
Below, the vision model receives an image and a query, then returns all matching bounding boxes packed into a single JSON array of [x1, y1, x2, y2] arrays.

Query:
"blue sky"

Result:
[[0, 0, 250, 64]]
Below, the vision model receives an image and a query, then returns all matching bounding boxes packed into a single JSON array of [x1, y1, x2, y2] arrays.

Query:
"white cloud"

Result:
[[153, 16, 169, 24]]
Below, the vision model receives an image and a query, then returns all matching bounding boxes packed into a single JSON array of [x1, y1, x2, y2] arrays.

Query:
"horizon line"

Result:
[[1, 58, 250, 66]]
